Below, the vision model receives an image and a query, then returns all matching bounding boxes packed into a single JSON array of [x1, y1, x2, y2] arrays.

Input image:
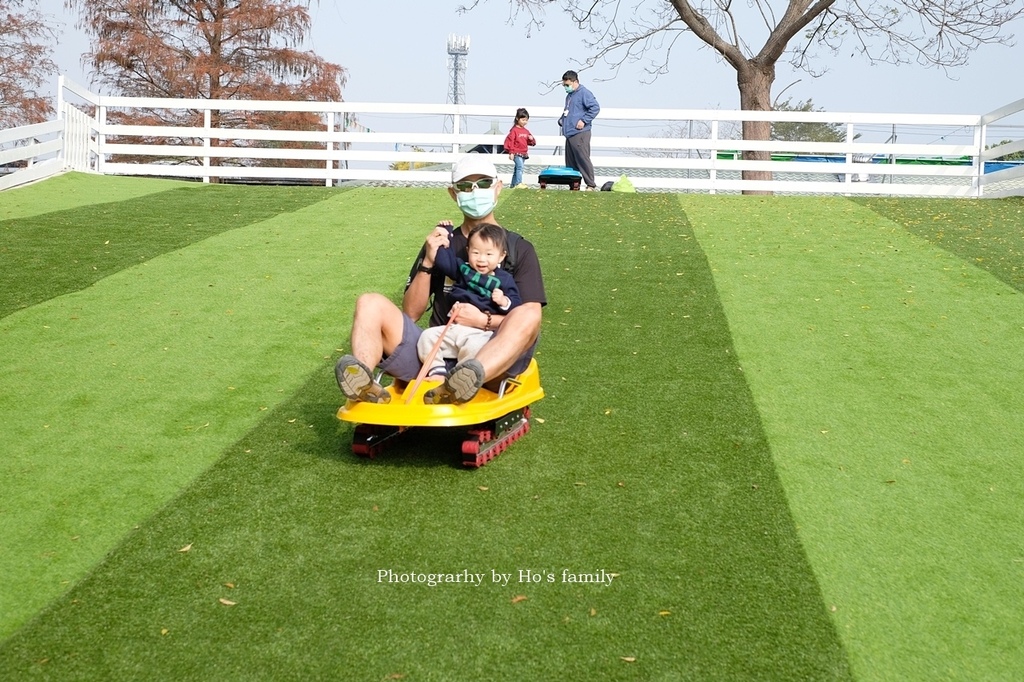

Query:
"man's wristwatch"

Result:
[[416, 265, 433, 275]]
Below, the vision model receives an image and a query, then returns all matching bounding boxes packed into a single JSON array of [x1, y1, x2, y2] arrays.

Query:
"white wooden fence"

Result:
[[0, 120, 64, 192], [2, 76, 1022, 197]]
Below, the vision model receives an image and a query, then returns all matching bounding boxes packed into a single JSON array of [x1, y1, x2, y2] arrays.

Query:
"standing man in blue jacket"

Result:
[[558, 70, 600, 191]]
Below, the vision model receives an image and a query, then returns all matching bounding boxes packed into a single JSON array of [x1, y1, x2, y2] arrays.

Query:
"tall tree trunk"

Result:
[[737, 60, 774, 194]]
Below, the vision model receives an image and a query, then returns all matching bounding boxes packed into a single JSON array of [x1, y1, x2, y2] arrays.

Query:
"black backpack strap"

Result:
[[502, 231, 522, 273]]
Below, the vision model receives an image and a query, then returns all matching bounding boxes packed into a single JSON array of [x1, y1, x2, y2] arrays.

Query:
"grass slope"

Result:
[[856, 196, 1024, 294], [0, 172, 190, 221], [686, 195, 1024, 679], [0, 184, 453, 641], [1, 178, 339, 318], [0, 190, 850, 679]]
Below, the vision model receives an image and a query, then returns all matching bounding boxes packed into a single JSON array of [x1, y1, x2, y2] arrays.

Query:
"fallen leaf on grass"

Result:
[[511, 595, 528, 604], [589, 608, 597, 617], [223, 583, 235, 589], [178, 543, 192, 553], [621, 656, 636, 663], [478, 486, 489, 491], [218, 598, 236, 606], [160, 628, 169, 636], [658, 610, 671, 616], [535, 417, 545, 423]]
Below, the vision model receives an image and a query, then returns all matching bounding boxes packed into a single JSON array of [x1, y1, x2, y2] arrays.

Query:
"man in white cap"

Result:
[[335, 155, 546, 404]]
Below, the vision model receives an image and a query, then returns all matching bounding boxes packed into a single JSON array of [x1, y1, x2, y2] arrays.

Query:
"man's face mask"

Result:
[[453, 178, 496, 219], [563, 84, 574, 94]]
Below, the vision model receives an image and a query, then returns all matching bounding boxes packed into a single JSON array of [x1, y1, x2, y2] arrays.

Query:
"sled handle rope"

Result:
[[405, 303, 462, 404]]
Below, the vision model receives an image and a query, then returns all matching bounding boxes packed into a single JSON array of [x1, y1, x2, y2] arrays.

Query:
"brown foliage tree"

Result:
[[468, 0, 1024, 190], [67, 0, 347, 170], [0, 0, 58, 128]]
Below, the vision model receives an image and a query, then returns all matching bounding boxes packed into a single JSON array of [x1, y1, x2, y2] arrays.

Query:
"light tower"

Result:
[[445, 34, 470, 133]]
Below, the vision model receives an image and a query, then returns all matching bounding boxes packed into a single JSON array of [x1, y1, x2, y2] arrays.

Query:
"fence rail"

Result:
[[2, 77, 1023, 197], [0, 120, 65, 191]]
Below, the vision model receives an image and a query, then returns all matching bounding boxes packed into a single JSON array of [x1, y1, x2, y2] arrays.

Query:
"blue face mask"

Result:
[[456, 187, 496, 219]]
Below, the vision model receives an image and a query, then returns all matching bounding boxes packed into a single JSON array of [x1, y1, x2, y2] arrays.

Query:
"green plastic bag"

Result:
[[611, 174, 636, 192]]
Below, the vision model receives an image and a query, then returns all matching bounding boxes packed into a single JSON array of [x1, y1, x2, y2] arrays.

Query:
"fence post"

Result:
[[845, 123, 855, 187], [203, 109, 212, 184], [57, 76, 66, 169], [709, 120, 719, 195], [324, 111, 333, 187], [972, 119, 984, 198], [97, 104, 106, 175], [452, 112, 461, 158]]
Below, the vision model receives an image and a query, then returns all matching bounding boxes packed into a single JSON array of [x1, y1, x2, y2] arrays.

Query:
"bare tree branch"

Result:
[[0, 0, 58, 127]]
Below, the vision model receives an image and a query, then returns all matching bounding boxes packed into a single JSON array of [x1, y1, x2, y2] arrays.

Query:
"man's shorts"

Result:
[[377, 314, 424, 383], [378, 314, 536, 383]]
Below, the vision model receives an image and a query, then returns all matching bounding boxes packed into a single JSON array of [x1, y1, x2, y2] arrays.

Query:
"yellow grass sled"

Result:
[[337, 360, 544, 467]]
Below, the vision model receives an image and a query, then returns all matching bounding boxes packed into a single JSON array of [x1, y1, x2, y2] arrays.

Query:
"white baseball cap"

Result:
[[451, 155, 498, 183]]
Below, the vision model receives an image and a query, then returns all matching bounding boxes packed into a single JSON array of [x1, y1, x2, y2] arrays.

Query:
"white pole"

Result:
[[203, 109, 212, 184]]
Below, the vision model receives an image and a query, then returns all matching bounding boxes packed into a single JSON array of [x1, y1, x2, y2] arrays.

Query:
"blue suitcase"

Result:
[[537, 165, 582, 191]]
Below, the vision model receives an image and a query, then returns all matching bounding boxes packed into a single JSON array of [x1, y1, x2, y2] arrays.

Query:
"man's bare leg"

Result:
[[349, 293, 407, 367], [337, 293, 407, 403], [475, 303, 542, 381], [424, 303, 542, 404]]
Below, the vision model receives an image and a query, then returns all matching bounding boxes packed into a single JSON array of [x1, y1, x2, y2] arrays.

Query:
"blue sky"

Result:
[[50, 0, 1024, 119]]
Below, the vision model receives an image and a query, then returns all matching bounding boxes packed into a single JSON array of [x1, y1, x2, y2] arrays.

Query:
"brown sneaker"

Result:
[[335, 355, 391, 404], [423, 359, 484, 404]]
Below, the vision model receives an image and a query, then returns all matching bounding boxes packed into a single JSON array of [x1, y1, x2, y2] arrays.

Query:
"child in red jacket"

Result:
[[503, 108, 536, 188]]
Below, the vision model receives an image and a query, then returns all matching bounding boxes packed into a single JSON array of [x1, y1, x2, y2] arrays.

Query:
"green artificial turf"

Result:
[[856, 196, 1024, 294], [0, 177, 339, 318], [0, 188, 851, 679], [0, 172, 190, 221], [685, 195, 1024, 679], [3, 176, 1023, 680], [0, 181, 453, 642]]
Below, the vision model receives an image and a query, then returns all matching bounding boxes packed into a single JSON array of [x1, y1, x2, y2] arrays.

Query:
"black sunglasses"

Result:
[[453, 178, 495, 193]]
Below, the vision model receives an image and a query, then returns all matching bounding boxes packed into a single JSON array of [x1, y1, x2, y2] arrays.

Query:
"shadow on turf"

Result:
[[332, 424, 483, 470]]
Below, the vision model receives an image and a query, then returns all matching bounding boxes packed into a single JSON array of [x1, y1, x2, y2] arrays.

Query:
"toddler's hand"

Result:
[[424, 221, 452, 263]]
